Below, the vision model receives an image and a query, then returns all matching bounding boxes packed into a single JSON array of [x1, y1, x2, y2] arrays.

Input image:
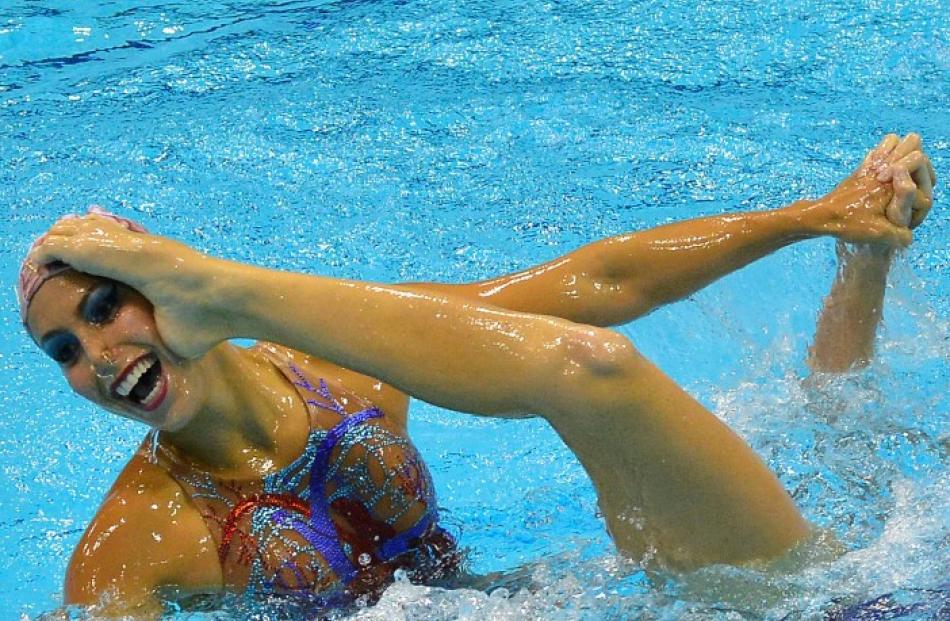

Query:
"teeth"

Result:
[[142, 375, 163, 406], [116, 357, 155, 397]]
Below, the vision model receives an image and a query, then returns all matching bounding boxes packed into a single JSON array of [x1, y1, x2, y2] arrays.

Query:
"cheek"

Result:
[[64, 363, 101, 402], [113, 306, 160, 342]]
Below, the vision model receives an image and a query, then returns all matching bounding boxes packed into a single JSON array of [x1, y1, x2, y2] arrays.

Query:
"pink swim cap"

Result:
[[17, 206, 148, 325]]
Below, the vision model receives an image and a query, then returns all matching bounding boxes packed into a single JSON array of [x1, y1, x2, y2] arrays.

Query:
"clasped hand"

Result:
[[811, 132, 936, 248]]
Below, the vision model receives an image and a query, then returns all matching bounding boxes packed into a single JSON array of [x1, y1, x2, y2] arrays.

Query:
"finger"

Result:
[[859, 149, 880, 172], [76, 212, 118, 228], [868, 219, 912, 248], [889, 225, 913, 247], [910, 192, 933, 229], [895, 152, 934, 210], [861, 135, 899, 174], [28, 234, 76, 266], [888, 133, 921, 162], [35, 213, 81, 238], [895, 150, 929, 177], [44, 221, 80, 238], [28, 226, 78, 258], [876, 166, 894, 183], [876, 133, 900, 155], [885, 166, 916, 228], [908, 156, 933, 230], [927, 158, 937, 188]]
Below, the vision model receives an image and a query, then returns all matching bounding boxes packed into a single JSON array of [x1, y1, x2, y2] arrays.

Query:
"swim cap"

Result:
[[17, 206, 148, 325]]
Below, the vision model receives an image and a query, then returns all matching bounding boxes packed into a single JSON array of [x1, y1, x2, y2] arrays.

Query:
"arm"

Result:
[[406, 201, 825, 326], [65, 456, 222, 617], [808, 143, 936, 372], [807, 243, 893, 372], [33, 217, 603, 418]]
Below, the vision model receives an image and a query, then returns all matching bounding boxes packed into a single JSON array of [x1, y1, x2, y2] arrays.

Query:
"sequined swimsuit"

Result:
[[152, 347, 456, 603]]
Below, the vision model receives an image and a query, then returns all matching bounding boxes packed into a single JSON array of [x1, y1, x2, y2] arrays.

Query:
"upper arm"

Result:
[[259, 343, 412, 431], [65, 456, 223, 615]]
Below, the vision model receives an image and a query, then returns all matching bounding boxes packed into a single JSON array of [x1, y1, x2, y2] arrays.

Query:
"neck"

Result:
[[161, 343, 303, 474]]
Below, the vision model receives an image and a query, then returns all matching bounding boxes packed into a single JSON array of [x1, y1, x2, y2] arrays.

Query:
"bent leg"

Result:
[[536, 329, 810, 569]]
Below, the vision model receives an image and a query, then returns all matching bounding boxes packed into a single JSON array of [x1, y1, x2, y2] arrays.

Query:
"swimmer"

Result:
[[21, 133, 935, 617]]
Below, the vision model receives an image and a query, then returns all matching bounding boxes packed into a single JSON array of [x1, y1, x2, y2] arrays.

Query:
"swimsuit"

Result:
[[151, 346, 457, 603]]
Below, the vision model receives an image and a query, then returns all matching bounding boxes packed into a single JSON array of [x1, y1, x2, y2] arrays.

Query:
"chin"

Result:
[[154, 401, 203, 434], [157, 412, 189, 433]]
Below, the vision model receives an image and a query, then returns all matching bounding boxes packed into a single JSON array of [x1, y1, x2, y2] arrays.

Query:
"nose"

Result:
[[97, 349, 116, 367], [81, 334, 119, 379]]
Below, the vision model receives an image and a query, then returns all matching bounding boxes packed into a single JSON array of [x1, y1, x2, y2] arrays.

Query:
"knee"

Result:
[[537, 326, 642, 411], [558, 326, 636, 378]]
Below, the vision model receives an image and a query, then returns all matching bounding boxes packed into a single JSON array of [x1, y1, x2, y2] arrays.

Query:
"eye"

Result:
[[42, 332, 81, 366], [83, 282, 120, 325]]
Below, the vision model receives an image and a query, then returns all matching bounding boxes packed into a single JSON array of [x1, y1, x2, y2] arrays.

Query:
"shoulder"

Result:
[[254, 341, 411, 430], [65, 450, 223, 608]]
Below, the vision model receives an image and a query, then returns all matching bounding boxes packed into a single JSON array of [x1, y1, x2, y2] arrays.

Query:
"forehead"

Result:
[[25, 271, 103, 339]]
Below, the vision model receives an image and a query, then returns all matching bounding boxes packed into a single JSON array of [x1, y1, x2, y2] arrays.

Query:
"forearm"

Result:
[[573, 201, 823, 319], [214, 261, 588, 416], [413, 200, 824, 326], [808, 243, 893, 372]]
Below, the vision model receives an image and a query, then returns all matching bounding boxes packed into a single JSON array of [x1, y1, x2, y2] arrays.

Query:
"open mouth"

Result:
[[111, 353, 168, 412]]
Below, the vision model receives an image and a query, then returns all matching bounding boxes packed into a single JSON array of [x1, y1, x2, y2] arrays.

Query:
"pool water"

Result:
[[1, 0, 947, 618]]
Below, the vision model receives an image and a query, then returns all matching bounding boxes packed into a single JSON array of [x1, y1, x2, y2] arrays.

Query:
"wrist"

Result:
[[835, 239, 895, 265], [807, 177, 893, 240], [774, 199, 825, 240], [209, 260, 300, 342]]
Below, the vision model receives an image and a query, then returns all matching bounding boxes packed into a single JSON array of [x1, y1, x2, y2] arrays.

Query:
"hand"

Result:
[[855, 133, 936, 229], [29, 213, 232, 359], [806, 133, 936, 248]]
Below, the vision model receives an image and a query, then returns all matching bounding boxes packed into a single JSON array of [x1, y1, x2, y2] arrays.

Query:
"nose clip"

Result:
[[94, 366, 114, 384], [94, 350, 117, 384]]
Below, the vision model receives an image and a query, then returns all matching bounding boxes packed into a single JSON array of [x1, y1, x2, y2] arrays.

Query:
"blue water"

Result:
[[1, 0, 947, 618]]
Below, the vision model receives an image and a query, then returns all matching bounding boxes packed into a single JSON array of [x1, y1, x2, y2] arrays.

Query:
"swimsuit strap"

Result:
[[297, 406, 383, 584], [379, 511, 435, 561]]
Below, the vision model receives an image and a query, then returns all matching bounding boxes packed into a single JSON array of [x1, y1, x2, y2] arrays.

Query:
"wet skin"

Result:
[[24, 272, 422, 616], [24, 270, 405, 477], [23, 134, 936, 616], [26, 271, 207, 432]]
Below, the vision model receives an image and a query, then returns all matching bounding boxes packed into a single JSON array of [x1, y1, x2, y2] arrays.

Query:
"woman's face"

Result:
[[26, 271, 206, 431]]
